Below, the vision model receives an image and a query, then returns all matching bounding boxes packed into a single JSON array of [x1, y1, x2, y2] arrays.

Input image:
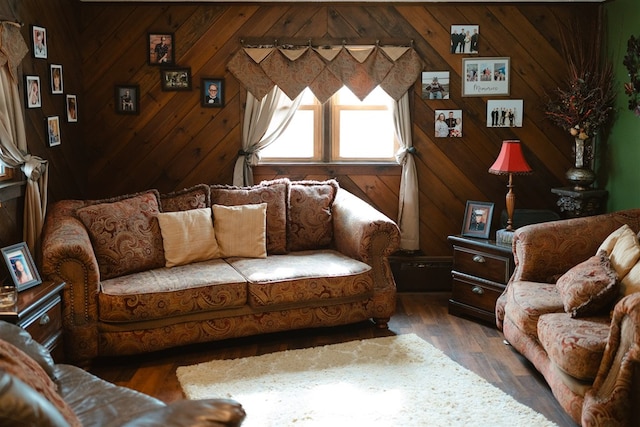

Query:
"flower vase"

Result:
[[566, 137, 596, 190]]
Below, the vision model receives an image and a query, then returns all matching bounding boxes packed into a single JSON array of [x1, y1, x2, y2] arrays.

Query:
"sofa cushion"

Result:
[[98, 259, 247, 322], [556, 251, 619, 318], [537, 312, 610, 381], [159, 184, 210, 212], [288, 179, 339, 251], [227, 250, 373, 309], [597, 224, 640, 279], [157, 208, 220, 267], [505, 281, 564, 336], [77, 191, 165, 280], [212, 203, 267, 259], [0, 339, 82, 427], [210, 180, 289, 254]]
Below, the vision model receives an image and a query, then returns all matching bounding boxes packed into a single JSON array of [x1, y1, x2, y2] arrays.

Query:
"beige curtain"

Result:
[[0, 22, 49, 256]]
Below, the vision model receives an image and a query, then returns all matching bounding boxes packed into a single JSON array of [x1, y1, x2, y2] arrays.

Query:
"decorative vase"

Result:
[[566, 137, 596, 190]]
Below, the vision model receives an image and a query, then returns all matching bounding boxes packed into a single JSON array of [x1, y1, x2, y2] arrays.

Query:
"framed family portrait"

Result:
[[462, 57, 510, 97], [201, 78, 225, 107], [25, 75, 41, 108], [31, 25, 47, 59], [2, 242, 42, 292], [161, 68, 191, 91], [487, 99, 524, 128], [148, 33, 174, 65], [50, 64, 63, 94], [66, 94, 78, 122], [115, 85, 139, 114], [46, 116, 61, 147], [434, 109, 462, 138], [462, 201, 494, 239], [450, 24, 479, 54]]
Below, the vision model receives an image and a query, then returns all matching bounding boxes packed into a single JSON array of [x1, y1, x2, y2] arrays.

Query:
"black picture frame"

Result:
[[148, 32, 175, 66], [1, 242, 42, 292], [25, 75, 41, 108], [66, 94, 78, 122], [50, 64, 63, 94], [161, 68, 192, 91], [200, 78, 225, 107], [46, 116, 61, 147], [461, 201, 494, 239], [30, 25, 47, 59], [115, 85, 139, 115]]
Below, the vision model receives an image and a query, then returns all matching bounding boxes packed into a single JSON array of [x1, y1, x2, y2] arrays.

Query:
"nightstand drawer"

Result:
[[453, 247, 510, 284], [451, 276, 502, 313], [19, 296, 62, 349]]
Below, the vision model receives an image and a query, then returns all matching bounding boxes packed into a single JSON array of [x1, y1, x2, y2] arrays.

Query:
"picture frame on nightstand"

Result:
[[1, 242, 42, 292], [461, 200, 494, 239]]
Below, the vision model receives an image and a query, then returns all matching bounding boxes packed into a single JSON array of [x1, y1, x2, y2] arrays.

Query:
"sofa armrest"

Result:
[[120, 399, 246, 427], [41, 200, 101, 365], [582, 293, 640, 426]]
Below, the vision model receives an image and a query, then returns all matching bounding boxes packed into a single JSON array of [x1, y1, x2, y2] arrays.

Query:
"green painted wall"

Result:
[[605, 0, 640, 210]]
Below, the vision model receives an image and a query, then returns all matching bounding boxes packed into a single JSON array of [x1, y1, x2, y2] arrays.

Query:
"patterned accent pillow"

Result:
[[288, 179, 339, 251], [210, 179, 289, 254], [159, 184, 210, 212], [556, 251, 619, 318], [76, 191, 165, 279]]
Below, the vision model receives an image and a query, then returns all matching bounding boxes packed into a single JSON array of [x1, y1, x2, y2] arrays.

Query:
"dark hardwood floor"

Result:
[[89, 292, 578, 426]]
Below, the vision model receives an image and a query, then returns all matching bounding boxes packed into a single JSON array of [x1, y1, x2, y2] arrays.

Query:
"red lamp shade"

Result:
[[488, 140, 532, 175]]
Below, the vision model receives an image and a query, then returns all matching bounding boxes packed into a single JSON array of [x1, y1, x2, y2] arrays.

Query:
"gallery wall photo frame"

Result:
[[66, 94, 78, 122], [201, 77, 225, 107], [161, 68, 192, 91], [46, 116, 61, 147], [1, 242, 42, 292], [50, 64, 63, 94], [30, 25, 47, 59], [486, 99, 524, 128], [462, 57, 510, 97], [115, 85, 139, 115], [461, 200, 494, 239], [148, 32, 175, 65], [450, 24, 479, 54], [421, 71, 450, 100], [25, 75, 41, 108]]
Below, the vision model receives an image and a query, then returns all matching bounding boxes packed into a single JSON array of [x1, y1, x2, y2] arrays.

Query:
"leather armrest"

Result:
[[120, 399, 246, 427]]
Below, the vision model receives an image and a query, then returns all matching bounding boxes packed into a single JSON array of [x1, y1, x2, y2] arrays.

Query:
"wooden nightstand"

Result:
[[447, 235, 514, 325], [0, 281, 65, 361]]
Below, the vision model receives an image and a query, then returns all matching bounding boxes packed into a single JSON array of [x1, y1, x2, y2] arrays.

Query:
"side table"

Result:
[[448, 235, 514, 325], [0, 281, 65, 361], [551, 187, 608, 218]]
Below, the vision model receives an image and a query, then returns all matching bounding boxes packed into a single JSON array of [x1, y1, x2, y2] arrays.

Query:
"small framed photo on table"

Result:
[[461, 201, 494, 239], [201, 78, 225, 107], [2, 242, 42, 292]]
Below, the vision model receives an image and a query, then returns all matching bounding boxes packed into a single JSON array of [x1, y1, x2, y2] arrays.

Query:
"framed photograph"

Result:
[[31, 25, 47, 59], [46, 116, 61, 147], [148, 32, 174, 65], [115, 85, 139, 114], [451, 25, 479, 54], [66, 94, 78, 122], [487, 99, 524, 128], [434, 109, 462, 138], [462, 57, 510, 97], [421, 71, 449, 100], [462, 201, 494, 239], [201, 78, 225, 107], [25, 75, 41, 108], [2, 242, 42, 292], [161, 68, 191, 91], [50, 64, 63, 94]]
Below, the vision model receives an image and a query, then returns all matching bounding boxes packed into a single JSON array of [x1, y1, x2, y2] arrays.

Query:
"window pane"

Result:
[[260, 110, 315, 159], [339, 110, 395, 159]]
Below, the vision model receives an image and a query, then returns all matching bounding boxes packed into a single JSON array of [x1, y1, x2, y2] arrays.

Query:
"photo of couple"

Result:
[[435, 110, 463, 138]]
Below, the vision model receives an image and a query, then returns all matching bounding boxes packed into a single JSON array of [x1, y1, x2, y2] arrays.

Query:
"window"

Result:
[[260, 86, 398, 163], [0, 163, 13, 182]]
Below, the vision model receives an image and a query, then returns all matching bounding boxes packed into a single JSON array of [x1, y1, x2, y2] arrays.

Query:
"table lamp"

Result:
[[489, 140, 532, 242]]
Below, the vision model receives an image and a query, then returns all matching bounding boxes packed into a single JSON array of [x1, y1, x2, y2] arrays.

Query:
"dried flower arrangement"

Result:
[[623, 35, 640, 116], [544, 21, 615, 140]]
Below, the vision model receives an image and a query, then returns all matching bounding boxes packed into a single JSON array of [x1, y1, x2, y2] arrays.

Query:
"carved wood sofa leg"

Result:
[[373, 317, 390, 329]]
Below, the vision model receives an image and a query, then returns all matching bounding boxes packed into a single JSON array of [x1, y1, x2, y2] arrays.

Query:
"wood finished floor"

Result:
[[89, 292, 578, 426]]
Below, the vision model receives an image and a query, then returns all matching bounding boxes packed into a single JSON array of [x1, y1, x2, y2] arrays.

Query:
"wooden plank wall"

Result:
[[3, 2, 602, 258]]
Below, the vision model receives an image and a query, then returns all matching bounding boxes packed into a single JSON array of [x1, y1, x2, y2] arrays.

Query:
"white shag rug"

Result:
[[176, 334, 558, 427]]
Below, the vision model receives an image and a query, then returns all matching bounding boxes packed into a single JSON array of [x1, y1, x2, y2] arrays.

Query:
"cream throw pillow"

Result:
[[213, 203, 267, 258], [157, 208, 220, 268], [621, 262, 640, 296], [597, 224, 640, 279]]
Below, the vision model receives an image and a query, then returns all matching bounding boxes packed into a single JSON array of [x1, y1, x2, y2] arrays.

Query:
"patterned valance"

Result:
[[227, 44, 423, 103], [0, 22, 28, 84]]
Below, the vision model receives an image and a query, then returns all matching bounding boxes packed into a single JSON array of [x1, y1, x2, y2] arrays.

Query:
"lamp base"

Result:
[[496, 228, 515, 247]]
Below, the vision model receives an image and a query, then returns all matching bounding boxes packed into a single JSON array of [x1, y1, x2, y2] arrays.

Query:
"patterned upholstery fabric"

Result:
[[211, 180, 289, 254], [159, 184, 210, 212], [506, 281, 563, 336], [76, 191, 165, 280], [288, 179, 339, 251]]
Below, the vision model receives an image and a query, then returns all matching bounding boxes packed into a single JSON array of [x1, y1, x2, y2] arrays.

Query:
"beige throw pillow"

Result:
[[597, 224, 640, 279], [213, 203, 267, 258], [157, 208, 220, 267]]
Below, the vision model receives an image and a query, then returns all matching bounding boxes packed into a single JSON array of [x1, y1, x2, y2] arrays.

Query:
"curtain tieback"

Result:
[[237, 149, 251, 157], [21, 155, 47, 181]]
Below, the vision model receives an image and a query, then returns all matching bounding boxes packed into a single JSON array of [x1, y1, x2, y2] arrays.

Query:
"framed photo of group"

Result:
[[461, 201, 494, 239], [462, 57, 510, 97], [1, 242, 42, 291]]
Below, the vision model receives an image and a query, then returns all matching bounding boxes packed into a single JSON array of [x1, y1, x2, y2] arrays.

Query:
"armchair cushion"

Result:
[[556, 251, 619, 318]]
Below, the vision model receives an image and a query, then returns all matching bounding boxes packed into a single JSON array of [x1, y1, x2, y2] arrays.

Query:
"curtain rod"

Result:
[[240, 39, 414, 49]]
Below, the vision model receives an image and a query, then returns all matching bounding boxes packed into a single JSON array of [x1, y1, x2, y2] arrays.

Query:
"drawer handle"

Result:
[[472, 255, 486, 263], [39, 314, 50, 326], [472, 286, 484, 295]]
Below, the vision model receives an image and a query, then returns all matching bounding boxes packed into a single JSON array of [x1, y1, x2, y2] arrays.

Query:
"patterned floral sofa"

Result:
[[41, 179, 400, 366], [495, 209, 640, 426]]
